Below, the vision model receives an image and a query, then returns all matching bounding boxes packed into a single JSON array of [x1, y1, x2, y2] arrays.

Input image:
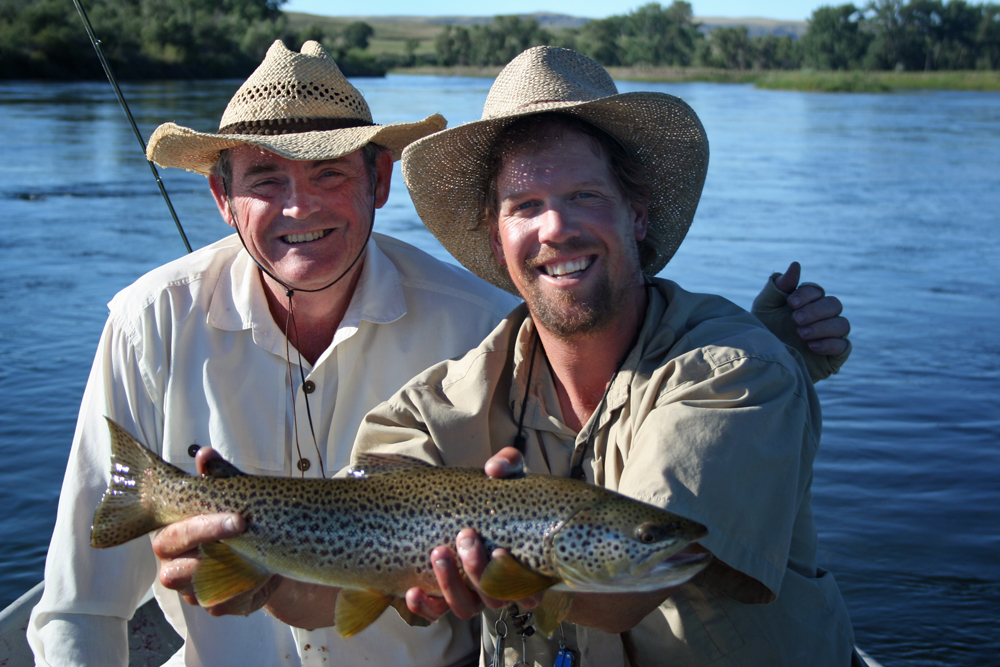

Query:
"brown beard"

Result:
[[515, 237, 640, 339], [523, 268, 616, 338]]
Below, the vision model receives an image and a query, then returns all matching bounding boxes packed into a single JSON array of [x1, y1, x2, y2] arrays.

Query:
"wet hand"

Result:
[[152, 447, 280, 616], [406, 450, 532, 622]]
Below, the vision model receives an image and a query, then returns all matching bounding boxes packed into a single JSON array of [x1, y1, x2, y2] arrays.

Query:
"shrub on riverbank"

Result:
[[0, 0, 386, 80], [3, 0, 998, 83]]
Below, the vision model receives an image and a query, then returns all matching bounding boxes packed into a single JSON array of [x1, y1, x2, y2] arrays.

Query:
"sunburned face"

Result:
[[210, 144, 391, 292], [490, 130, 649, 338]]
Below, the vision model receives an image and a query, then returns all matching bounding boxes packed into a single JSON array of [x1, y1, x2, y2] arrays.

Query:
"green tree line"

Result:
[[0, 0, 385, 79], [2, 0, 998, 79], [436, 0, 999, 71]]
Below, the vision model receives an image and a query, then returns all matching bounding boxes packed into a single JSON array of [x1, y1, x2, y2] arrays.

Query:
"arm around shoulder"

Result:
[[752, 264, 852, 383]]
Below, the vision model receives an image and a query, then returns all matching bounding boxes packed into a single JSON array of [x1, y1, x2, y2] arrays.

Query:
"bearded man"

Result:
[[353, 46, 857, 666]]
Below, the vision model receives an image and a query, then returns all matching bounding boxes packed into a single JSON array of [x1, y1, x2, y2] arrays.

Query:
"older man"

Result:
[[354, 47, 856, 666], [27, 41, 518, 667], [29, 41, 848, 667]]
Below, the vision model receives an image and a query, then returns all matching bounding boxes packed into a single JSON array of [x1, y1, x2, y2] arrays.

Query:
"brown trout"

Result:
[[91, 418, 710, 637]]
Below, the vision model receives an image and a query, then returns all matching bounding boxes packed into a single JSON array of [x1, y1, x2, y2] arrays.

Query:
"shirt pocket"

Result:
[[160, 401, 287, 474], [630, 583, 745, 666]]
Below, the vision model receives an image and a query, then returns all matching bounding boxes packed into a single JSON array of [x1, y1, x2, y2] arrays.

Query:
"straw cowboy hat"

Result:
[[402, 46, 709, 294], [146, 40, 445, 175]]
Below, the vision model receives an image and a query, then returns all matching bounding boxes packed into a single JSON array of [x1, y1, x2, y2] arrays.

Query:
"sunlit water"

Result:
[[1, 75, 997, 666]]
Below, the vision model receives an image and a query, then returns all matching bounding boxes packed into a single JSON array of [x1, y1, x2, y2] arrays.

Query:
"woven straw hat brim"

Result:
[[147, 114, 446, 175], [402, 92, 709, 294]]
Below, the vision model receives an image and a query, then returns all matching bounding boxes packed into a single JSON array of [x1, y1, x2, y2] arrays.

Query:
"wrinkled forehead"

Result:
[[224, 143, 364, 176]]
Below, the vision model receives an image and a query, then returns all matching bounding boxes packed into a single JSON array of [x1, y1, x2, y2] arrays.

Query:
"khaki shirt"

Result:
[[357, 279, 855, 667]]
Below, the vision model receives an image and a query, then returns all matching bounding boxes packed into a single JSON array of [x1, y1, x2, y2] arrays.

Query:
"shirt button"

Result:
[[188, 444, 200, 457], [303, 380, 316, 394], [297, 458, 311, 472]]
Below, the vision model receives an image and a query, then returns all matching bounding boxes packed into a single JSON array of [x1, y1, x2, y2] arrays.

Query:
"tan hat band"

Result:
[[219, 117, 373, 136]]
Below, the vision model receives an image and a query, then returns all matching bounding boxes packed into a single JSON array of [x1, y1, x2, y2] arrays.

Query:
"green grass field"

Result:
[[285, 13, 1000, 92], [393, 66, 1000, 91]]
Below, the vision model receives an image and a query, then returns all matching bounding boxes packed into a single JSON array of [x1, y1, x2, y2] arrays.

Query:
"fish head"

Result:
[[547, 498, 710, 593]]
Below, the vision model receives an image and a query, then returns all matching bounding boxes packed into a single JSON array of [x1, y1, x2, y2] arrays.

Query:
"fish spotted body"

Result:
[[92, 418, 710, 637]]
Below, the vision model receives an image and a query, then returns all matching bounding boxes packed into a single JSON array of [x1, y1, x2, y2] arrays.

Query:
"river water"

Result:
[[0, 75, 997, 666]]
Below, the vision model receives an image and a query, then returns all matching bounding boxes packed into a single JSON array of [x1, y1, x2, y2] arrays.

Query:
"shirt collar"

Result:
[[206, 235, 407, 357], [508, 311, 574, 438], [509, 282, 674, 435]]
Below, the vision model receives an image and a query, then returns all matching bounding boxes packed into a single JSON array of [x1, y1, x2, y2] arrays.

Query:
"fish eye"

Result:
[[635, 522, 670, 544]]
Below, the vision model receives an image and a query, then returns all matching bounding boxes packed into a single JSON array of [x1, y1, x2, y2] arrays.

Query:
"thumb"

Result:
[[773, 261, 801, 295]]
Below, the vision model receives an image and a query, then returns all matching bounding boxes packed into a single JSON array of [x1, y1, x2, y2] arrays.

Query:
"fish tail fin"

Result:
[[90, 418, 177, 548]]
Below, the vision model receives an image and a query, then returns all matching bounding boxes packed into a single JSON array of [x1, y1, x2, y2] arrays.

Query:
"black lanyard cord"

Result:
[[515, 283, 652, 480], [225, 187, 378, 479]]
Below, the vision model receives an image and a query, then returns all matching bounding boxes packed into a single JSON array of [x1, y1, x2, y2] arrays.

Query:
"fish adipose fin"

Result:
[[480, 553, 558, 600], [91, 418, 182, 548], [336, 588, 394, 638], [194, 541, 273, 607], [348, 453, 434, 478], [534, 589, 575, 637]]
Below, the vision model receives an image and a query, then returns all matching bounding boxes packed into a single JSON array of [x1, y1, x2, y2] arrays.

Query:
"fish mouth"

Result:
[[282, 229, 330, 244], [631, 547, 712, 583], [553, 547, 712, 594]]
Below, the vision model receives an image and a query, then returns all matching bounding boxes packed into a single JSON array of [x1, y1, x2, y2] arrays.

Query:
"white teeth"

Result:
[[283, 229, 328, 244], [545, 257, 592, 277]]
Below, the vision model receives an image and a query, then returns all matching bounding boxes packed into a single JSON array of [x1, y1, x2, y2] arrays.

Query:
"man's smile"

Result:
[[538, 255, 596, 279], [282, 229, 331, 244]]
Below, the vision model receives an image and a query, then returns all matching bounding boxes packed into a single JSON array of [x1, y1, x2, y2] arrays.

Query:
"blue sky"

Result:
[[283, 0, 825, 22]]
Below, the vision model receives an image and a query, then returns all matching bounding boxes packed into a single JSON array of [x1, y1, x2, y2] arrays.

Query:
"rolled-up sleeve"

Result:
[[614, 347, 819, 602]]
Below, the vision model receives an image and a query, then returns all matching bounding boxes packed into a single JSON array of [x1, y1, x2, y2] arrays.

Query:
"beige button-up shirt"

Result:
[[357, 278, 855, 667]]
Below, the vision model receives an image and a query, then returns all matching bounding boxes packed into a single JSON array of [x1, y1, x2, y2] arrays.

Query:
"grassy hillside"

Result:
[[284, 12, 808, 57]]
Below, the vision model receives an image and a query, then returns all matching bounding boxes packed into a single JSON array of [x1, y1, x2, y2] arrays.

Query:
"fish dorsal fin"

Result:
[[534, 589, 575, 638], [193, 541, 272, 607], [348, 453, 434, 478], [336, 588, 394, 638], [479, 553, 558, 600]]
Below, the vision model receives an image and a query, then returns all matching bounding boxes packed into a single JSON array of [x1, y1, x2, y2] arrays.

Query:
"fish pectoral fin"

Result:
[[193, 541, 272, 607], [389, 597, 432, 628], [479, 553, 558, 600], [534, 589, 574, 638], [335, 589, 393, 638]]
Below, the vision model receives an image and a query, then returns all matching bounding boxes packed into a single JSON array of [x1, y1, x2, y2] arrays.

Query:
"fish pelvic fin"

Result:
[[336, 589, 394, 638], [479, 553, 559, 600], [194, 541, 273, 607], [534, 589, 575, 638], [90, 418, 181, 548], [390, 597, 432, 628]]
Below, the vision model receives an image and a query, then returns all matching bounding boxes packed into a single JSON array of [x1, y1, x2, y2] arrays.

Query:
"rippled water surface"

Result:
[[1, 76, 997, 666]]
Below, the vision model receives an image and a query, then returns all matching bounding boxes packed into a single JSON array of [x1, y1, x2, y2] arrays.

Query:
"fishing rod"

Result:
[[71, 0, 193, 254]]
